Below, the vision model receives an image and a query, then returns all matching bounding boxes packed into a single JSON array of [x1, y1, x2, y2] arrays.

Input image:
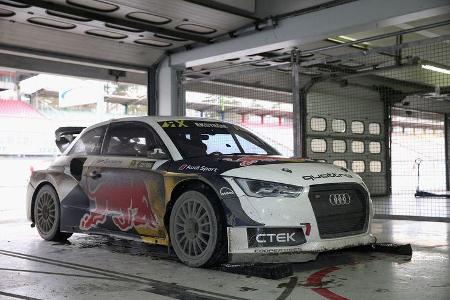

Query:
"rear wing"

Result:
[[55, 127, 85, 152]]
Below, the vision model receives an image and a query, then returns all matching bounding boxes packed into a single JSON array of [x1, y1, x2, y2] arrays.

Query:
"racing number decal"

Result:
[[160, 120, 188, 128]]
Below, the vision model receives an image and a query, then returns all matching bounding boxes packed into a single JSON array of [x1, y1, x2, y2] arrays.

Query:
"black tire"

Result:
[[169, 190, 227, 267], [34, 185, 72, 241]]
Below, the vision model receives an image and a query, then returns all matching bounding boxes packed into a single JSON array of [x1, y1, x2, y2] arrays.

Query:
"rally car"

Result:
[[26, 117, 375, 267]]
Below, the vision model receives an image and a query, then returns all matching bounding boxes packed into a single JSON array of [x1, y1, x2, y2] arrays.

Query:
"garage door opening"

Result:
[[0, 69, 148, 223], [391, 108, 446, 195]]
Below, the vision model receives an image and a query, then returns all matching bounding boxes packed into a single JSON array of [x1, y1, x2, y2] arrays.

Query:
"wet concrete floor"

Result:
[[0, 219, 449, 299]]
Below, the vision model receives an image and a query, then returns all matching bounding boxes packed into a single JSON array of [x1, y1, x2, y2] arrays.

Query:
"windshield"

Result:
[[158, 120, 280, 158]]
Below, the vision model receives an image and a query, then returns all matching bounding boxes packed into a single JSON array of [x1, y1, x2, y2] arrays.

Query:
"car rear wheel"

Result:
[[169, 190, 226, 267], [34, 185, 72, 241]]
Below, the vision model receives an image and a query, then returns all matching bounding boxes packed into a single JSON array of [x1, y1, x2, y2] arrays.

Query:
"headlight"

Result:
[[234, 178, 303, 198]]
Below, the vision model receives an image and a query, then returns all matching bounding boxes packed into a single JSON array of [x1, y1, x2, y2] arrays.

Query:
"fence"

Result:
[[181, 34, 450, 221]]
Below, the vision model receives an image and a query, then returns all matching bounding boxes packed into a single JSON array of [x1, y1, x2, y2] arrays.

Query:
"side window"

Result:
[[104, 123, 167, 158], [369, 123, 381, 135], [333, 160, 347, 168], [332, 140, 346, 153], [310, 117, 326, 132], [352, 160, 365, 173], [369, 161, 382, 172], [351, 141, 365, 153], [369, 142, 381, 154], [311, 139, 327, 153], [351, 121, 365, 134], [69, 126, 106, 155], [332, 119, 346, 133]]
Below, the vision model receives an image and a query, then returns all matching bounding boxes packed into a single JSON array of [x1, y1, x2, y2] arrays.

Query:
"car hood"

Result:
[[222, 160, 359, 186], [168, 155, 360, 186]]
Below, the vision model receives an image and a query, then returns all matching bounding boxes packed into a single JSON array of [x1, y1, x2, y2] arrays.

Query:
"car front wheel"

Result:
[[34, 184, 72, 241], [169, 190, 226, 267]]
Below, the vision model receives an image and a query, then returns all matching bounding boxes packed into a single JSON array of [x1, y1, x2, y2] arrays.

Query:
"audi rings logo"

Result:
[[328, 193, 351, 206]]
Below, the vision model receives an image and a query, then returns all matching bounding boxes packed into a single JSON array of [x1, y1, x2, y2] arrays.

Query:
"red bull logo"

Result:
[[223, 155, 280, 167], [80, 179, 157, 232]]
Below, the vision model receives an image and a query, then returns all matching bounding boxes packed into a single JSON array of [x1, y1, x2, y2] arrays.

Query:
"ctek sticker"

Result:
[[160, 120, 188, 128], [247, 227, 306, 248]]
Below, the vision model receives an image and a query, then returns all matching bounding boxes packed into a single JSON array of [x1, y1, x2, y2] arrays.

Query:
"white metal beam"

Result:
[[0, 53, 147, 85], [157, 57, 181, 116], [170, 0, 450, 67], [0, 19, 164, 70]]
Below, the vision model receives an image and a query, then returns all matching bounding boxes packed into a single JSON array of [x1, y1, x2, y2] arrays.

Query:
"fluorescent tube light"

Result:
[[421, 64, 450, 75]]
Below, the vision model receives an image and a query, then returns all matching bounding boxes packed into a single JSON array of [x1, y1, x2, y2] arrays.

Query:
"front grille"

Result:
[[308, 183, 369, 239]]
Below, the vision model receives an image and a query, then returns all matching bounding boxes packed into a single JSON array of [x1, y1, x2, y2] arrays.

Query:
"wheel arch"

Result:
[[164, 179, 224, 237], [31, 181, 58, 223]]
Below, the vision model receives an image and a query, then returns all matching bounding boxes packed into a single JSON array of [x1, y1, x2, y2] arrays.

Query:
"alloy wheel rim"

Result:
[[36, 192, 56, 234], [174, 199, 212, 257]]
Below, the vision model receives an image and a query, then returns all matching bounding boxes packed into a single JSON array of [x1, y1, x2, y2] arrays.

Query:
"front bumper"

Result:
[[227, 226, 376, 264]]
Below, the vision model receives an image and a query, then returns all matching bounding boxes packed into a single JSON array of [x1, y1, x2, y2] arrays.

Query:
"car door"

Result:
[[80, 121, 170, 240], [59, 125, 107, 232]]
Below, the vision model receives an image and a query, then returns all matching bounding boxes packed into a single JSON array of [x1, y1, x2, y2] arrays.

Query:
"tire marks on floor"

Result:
[[0, 249, 247, 300], [0, 267, 123, 281], [275, 276, 298, 300], [0, 291, 41, 300]]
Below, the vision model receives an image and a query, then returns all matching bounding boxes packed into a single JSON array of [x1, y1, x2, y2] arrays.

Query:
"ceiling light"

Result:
[[421, 64, 450, 75], [85, 29, 127, 39], [28, 17, 76, 29], [338, 35, 357, 41], [176, 23, 216, 34], [134, 39, 172, 47]]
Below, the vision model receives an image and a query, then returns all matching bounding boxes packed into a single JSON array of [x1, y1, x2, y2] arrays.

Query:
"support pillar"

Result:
[[157, 57, 183, 116], [292, 50, 307, 158], [378, 86, 402, 196], [383, 97, 392, 196], [445, 114, 450, 190], [147, 66, 157, 116]]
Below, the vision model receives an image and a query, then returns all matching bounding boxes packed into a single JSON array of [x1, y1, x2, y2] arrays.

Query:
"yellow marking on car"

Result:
[[141, 235, 169, 246], [161, 120, 188, 128]]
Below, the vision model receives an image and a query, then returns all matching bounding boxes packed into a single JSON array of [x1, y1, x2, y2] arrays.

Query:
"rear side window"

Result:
[[69, 126, 106, 155], [103, 122, 167, 158]]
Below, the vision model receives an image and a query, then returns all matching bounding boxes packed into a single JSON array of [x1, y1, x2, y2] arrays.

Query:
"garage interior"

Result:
[[1, 0, 450, 299]]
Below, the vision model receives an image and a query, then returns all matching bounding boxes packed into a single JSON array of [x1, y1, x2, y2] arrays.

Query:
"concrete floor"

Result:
[[0, 219, 449, 300], [373, 195, 450, 220]]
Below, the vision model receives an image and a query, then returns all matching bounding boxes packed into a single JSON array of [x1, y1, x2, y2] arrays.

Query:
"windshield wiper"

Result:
[[228, 153, 259, 156], [183, 152, 265, 159]]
